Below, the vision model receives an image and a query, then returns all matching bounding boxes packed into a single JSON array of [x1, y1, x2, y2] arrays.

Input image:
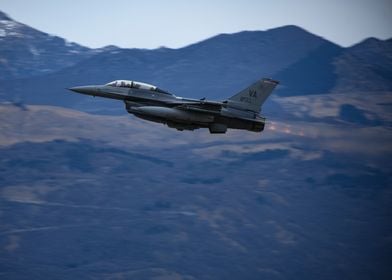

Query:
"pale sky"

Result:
[[1, 0, 391, 49]]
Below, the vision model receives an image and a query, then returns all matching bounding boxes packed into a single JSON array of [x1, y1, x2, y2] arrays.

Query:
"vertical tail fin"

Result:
[[228, 78, 279, 113]]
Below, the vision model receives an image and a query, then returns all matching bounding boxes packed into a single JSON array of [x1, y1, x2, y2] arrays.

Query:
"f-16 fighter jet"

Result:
[[69, 78, 278, 134]]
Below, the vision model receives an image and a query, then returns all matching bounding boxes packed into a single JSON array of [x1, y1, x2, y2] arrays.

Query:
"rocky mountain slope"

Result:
[[0, 11, 95, 81]]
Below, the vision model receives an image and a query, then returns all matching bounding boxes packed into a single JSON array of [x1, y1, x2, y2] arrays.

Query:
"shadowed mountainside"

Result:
[[0, 97, 391, 279]]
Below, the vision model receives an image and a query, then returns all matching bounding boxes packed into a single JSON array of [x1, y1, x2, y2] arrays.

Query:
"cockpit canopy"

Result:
[[105, 80, 172, 95]]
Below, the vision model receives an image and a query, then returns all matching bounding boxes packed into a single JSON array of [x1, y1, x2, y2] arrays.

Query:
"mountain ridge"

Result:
[[0, 10, 11, 20]]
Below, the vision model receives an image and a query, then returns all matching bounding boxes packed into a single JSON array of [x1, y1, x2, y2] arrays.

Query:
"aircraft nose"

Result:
[[68, 86, 98, 95]]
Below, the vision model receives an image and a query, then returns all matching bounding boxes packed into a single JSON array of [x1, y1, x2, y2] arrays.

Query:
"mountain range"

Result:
[[0, 10, 391, 280], [1, 10, 391, 114]]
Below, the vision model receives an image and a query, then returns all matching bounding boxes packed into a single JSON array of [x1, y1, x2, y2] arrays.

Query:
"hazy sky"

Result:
[[1, 0, 391, 49]]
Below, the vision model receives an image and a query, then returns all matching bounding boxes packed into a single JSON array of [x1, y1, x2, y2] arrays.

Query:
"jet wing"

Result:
[[166, 99, 224, 114]]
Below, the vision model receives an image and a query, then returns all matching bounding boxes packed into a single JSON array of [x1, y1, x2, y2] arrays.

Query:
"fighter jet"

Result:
[[69, 78, 278, 134]]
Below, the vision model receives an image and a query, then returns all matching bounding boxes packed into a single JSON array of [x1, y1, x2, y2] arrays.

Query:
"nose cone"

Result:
[[68, 86, 98, 95]]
